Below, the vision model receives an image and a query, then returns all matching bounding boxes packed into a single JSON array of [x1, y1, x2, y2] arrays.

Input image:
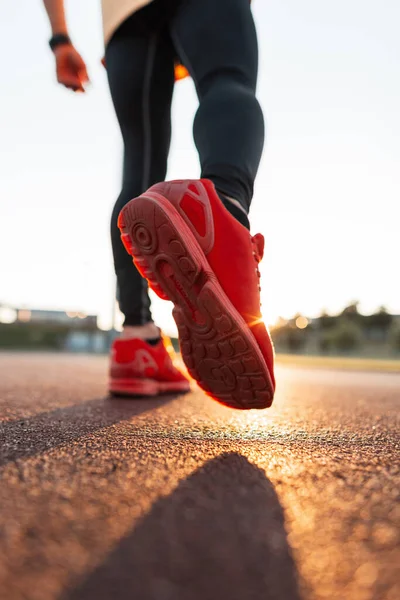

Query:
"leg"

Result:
[[115, 0, 275, 407], [106, 12, 175, 327], [170, 0, 264, 218]]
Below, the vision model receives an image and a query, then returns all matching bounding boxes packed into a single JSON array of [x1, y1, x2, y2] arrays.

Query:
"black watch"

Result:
[[49, 33, 71, 52]]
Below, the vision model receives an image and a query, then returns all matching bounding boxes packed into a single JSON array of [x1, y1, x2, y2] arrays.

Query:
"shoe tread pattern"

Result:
[[119, 197, 273, 409]]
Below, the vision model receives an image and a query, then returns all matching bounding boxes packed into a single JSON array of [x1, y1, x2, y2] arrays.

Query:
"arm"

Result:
[[43, 0, 68, 35], [42, 0, 89, 92]]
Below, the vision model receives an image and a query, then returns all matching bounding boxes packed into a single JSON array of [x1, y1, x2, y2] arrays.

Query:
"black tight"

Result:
[[106, 0, 264, 325]]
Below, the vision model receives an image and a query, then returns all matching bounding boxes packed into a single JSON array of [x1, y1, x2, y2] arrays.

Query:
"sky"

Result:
[[1, 0, 399, 333]]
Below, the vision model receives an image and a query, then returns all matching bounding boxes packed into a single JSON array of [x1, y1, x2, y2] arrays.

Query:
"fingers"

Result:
[[57, 73, 85, 93], [79, 65, 90, 84], [71, 53, 90, 85]]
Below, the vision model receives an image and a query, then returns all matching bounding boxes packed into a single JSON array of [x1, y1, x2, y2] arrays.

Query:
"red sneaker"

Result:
[[118, 179, 275, 409], [109, 335, 190, 397]]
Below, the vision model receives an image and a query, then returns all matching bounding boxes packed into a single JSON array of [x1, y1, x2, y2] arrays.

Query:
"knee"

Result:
[[197, 66, 256, 99], [195, 68, 263, 128], [195, 72, 264, 136]]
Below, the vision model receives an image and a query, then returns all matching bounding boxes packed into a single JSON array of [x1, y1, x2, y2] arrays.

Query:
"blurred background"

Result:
[[1, 0, 399, 357]]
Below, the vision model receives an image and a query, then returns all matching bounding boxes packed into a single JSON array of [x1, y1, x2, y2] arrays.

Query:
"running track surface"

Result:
[[1, 353, 399, 600]]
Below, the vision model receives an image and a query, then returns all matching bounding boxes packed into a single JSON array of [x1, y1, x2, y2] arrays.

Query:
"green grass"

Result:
[[276, 354, 400, 373]]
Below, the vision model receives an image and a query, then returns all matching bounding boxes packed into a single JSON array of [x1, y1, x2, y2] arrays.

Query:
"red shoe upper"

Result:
[[110, 336, 189, 384], [147, 179, 275, 389]]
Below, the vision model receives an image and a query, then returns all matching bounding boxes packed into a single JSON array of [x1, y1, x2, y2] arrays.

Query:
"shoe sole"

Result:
[[109, 377, 190, 397], [118, 192, 274, 410]]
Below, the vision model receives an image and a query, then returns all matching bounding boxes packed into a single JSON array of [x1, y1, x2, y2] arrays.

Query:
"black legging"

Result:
[[106, 0, 264, 326]]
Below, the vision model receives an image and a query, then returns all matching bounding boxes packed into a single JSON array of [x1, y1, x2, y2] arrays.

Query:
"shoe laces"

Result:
[[251, 233, 265, 300]]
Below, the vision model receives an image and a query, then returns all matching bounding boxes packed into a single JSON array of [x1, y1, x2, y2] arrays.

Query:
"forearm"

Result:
[[43, 0, 68, 35]]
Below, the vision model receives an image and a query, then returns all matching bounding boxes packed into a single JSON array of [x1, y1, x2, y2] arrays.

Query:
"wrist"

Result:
[[49, 33, 71, 52]]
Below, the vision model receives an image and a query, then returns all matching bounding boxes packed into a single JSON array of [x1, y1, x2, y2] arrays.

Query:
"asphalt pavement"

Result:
[[0, 352, 399, 600]]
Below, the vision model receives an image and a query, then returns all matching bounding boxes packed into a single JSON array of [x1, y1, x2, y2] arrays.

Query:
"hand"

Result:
[[54, 44, 89, 92]]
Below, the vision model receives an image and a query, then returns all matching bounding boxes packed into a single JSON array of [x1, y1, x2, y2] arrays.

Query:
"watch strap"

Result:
[[49, 33, 71, 52]]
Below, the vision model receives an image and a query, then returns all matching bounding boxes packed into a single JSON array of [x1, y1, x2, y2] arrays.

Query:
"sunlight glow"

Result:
[[0, 307, 17, 324], [295, 316, 309, 329], [249, 316, 265, 328], [18, 310, 32, 323]]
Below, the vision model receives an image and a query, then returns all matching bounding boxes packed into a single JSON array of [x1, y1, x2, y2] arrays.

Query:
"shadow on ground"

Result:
[[66, 453, 301, 600], [0, 394, 178, 466]]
